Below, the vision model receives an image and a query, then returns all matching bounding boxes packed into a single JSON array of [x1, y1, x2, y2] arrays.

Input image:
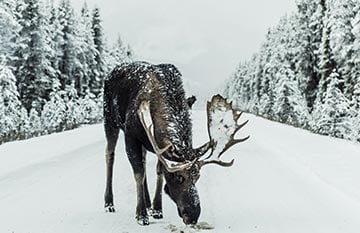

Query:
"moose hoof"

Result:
[[136, 215, 150, 226], [151, 210, 163, 219], [104, 203, 116, 213]]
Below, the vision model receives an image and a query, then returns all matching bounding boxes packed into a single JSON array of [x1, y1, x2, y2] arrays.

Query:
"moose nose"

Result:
[[183, 215, 197, 225]]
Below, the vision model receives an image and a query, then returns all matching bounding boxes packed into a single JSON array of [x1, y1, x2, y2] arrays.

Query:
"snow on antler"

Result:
[[204, 95, 249, 165]]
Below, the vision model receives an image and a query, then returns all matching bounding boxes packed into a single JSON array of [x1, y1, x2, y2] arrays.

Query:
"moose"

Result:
[[103, 61, 249, 225]]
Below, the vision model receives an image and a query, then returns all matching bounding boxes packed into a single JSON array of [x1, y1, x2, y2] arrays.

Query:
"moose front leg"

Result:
[[152, 160, 164, 219], [125, 136, 150, 226], [104, 126, 119, 212], [142, 148, 152, 210]]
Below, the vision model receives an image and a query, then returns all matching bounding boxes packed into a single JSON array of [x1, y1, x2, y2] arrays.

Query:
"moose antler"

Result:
[[138, 101, 197, 173], [199, 95, 249, 168]]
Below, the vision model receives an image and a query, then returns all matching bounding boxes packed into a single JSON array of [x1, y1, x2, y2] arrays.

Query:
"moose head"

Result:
[[138, 94, 249, 225]]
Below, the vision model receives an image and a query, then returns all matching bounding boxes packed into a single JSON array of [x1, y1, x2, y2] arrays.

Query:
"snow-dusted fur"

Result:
[[103, 61, 203, 226], [104, 61, 193, 161]]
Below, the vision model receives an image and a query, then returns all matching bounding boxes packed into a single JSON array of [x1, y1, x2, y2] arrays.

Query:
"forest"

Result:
[[0, 0, 133, 144], [224, 0, 360, 142]]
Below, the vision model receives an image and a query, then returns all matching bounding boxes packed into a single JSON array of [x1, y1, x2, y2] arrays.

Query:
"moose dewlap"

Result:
[[103, 61, 249, 226]]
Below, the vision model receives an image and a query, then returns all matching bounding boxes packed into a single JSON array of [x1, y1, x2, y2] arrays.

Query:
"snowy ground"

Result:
[[1, 110, 360, 233]]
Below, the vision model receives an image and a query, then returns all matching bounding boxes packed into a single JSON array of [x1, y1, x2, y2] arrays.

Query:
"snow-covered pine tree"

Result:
[[71, 14, 87, 97], [58, 0, 78, 90], [63, 82, 82, 130], [12, 0, 54, 112], [312, 71, 352, 138], [18, 106, 30, 140], [41, 88, 66, 134], [0, 0, 132, 143], [0, 58, 28, 143], [28, 107, 42, 137], [295, 0, 323, 111], [328, 0, 357, 99], [79, 90, 100, 124], [91, 6, 105, 96], [350, 113, 360, 142], [107, 35, 133, 70], [351, 2, 360, 109], [317, 0, 338, 104], [224, 63, 243, 105], [349, 76, 360, 141], [0, 0, 20, 59], [76, 2, 97, 96], [294, 0, 316, 97], [242, 57, 260, 115], [273, 64, 309, 126], [257, 30, 272, 112], [259, 15, 299, 120], [48, 0, 64, 87], [95, 91, 104, 120], [225, 0, 360, 141], [240, 63, 253, 111]]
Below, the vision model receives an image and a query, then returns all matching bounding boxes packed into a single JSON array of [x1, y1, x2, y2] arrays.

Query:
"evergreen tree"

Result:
[[107, 35, 133, 70], [63, 82, 82, 130], [295, 0, 323, 111], [79, 90, 101, 124], [0, 0, 20, 58], [91, 6, 105, 95], [0, 0, 131, 143], [312, 71, 352, 138], [273, 65, 309, 126], [58, 0, 78, 89], [76, 2, 97, 96], [48, 0, 64, 86], [0, 58, 27, 143], [350, 76, 360, 141], [329, 0, 357, 99], [28, 107, 42, 137], [226, 0, 359, 141], [351, 2, 360, 108], [41, 89, 66, 134], [317, 0, 338, 103], [13, 0, 53, 111]]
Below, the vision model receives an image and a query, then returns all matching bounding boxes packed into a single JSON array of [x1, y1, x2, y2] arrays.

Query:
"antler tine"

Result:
[[234, 111, 242, 121], [138, 101, 195, 173], [218, 119, 250, 158], [233, 118, 248, 136], [199, 159, 234, 167], [217, 135, 250, 158]]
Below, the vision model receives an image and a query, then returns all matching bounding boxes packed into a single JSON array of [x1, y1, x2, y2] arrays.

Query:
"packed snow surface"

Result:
[[1, 111, 360, 233]]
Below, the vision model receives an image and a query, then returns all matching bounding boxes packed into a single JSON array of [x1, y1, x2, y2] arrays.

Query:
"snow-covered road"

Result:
[[1, 110, 360, 233]]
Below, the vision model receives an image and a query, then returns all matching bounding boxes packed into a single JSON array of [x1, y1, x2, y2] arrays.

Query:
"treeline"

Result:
[[0, 0, 133, 144], [224, 0, 360, 141]]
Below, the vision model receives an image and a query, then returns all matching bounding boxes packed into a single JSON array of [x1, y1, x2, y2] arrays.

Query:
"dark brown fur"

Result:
[[103, 62, 201, 225]]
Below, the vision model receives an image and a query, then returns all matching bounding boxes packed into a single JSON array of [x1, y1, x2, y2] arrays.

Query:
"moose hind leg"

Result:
[[126, 136, 150, 226], [152, 161, 164, 219], [104, 126, 119, 212]]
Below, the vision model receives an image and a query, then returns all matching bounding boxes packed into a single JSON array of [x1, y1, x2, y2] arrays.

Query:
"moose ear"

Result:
[[186, 95, 197, 109]]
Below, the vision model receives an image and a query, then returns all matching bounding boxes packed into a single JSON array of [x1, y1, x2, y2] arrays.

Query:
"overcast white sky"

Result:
[[71, 0, 296, 101]]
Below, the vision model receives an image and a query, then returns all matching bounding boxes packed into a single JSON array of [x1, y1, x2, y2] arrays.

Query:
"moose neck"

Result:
[[142, 73, 193, 161]]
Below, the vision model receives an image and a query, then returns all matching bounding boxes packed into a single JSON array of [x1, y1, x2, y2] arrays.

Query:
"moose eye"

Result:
[[176, 174, 185, 184]]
